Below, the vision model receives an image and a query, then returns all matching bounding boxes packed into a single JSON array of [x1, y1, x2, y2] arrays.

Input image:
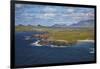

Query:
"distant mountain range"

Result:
[[51, 24, 67, 28], [16, 19, 94, 28], [51, 19, 94, 28], [70, 19, 94, 27]]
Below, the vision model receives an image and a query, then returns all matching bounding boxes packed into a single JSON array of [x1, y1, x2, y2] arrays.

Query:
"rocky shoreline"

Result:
[[25, 33, 94, 47], [31, 39, 76, 46]]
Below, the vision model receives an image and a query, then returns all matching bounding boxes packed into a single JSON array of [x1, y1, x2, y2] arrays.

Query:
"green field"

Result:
[[48, 30, 94, 42], [15, 25, 94, 42]]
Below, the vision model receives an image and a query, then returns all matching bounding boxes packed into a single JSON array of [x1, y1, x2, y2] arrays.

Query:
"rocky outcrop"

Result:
[[32, 33, 49, 39], [30, 33, 77, 46], [37, 39, 77, 46]]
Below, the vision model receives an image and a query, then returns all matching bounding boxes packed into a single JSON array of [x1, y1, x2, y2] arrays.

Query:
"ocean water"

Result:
[[15, 32, 95, 66]]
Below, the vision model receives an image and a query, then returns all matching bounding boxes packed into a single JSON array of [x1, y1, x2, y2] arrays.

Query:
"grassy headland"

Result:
[[15, 25, 94, 43]]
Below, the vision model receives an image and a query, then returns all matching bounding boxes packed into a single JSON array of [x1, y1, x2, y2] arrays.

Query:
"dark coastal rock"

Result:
[[27, 33, 77, 47], [37, 40, 77, 46], [32, 33, 49, 39]]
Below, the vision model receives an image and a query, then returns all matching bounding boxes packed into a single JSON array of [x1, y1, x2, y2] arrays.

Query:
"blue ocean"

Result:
[[15, 32, 95, 66]]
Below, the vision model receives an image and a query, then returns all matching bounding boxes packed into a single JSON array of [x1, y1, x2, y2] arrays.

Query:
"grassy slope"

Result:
[[15, 26, 94, 42], [49, 30, 94, 42], [15, 26, 33, 31]]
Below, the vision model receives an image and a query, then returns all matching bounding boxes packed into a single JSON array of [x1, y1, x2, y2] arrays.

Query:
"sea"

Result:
[[15, 32, 95, 66]]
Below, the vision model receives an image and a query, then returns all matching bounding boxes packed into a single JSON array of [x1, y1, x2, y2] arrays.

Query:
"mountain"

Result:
[[51, 24, 67, 28], [51, 19, 94, 28], [70, 19, 94, 27]]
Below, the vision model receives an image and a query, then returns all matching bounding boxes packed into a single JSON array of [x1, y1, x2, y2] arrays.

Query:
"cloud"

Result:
[[62, 13, 89, 17], [43, 6, 56, 12], [16, 4, 23, 8], [34, 12, 56, 19], [67, 8, 75, 12], [44, 13, 56, 17], [15, 4, 94, 26]]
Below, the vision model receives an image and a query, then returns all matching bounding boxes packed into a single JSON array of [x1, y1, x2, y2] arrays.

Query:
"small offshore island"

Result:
[[16, 25, 94, 47]]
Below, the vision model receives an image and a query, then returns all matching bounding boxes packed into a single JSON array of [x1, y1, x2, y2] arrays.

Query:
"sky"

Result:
[[15, 4, 94, 26]]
